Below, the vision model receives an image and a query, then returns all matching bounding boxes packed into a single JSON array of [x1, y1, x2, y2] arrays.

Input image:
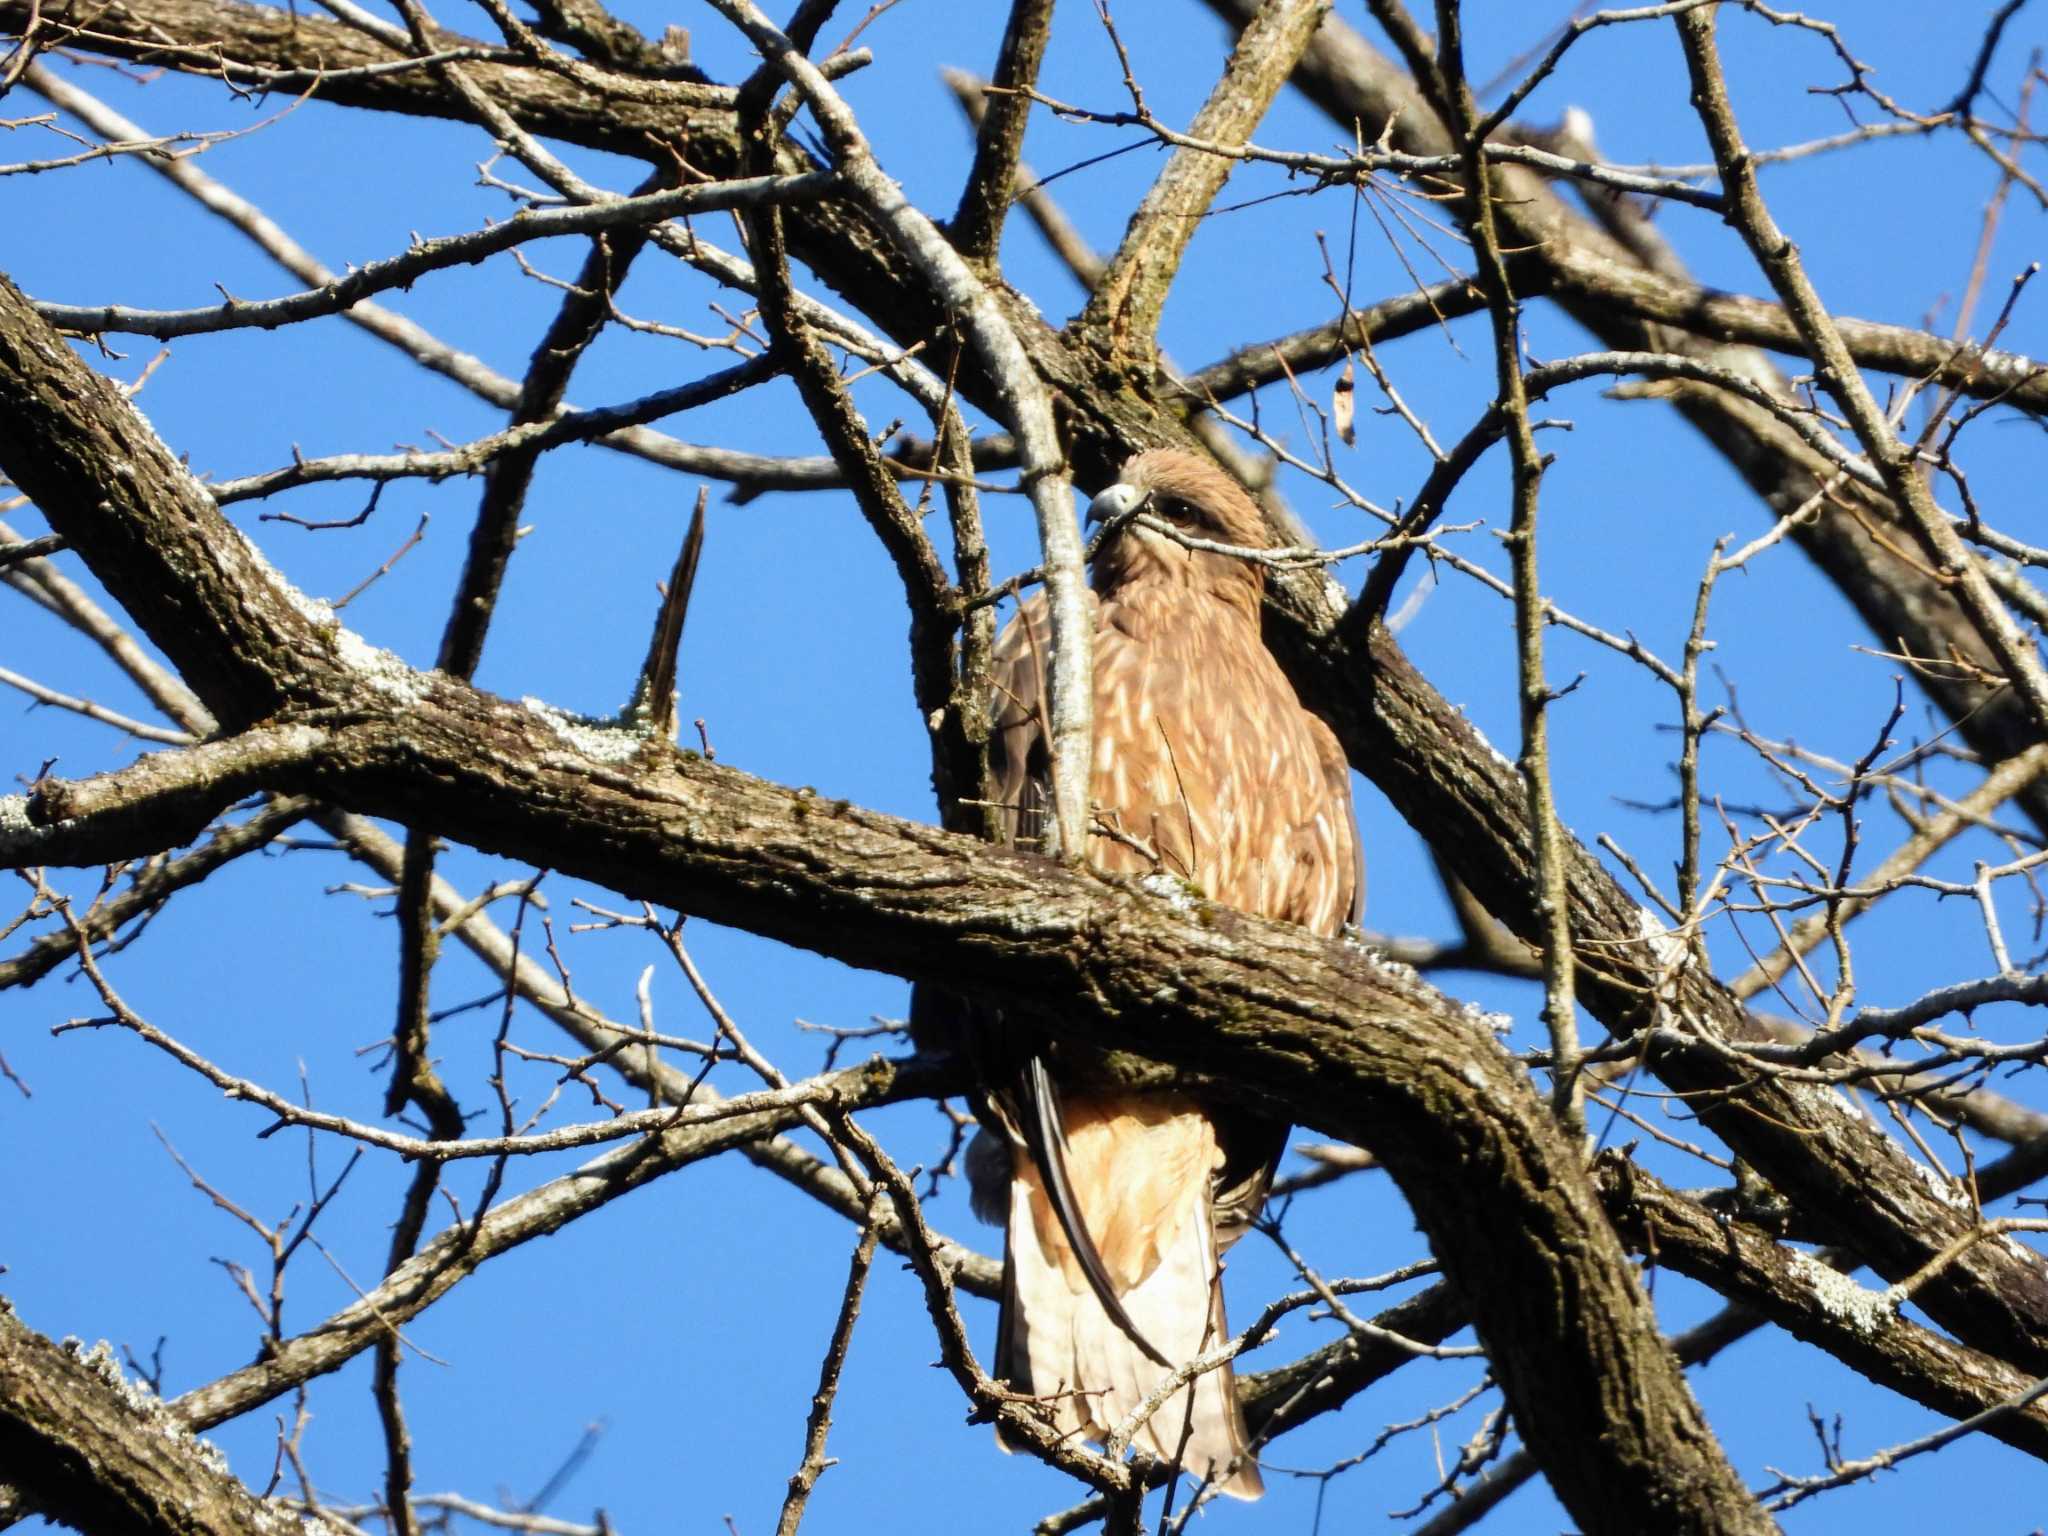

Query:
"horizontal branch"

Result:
[[1175, 276, 1488, 404], [3, 0, 724, 155], [0, 532, 63, 568], [0, 663, 192, 744], [4, 680, 1755, 1532], [65, 972, 946, 1159], [213, 437, 965, 505], [1591, 268, 2048, 417], [1239, 1279, 1466, 1439], [6, 721, 331, 864], [1741, 974, 2048, 1068], [165, 1053, 963, 1431], [210, 357, 778, 503], [1180, 254, 2048, 418], [1017, 83, 1730, 212], [31, 172, 837, 339]]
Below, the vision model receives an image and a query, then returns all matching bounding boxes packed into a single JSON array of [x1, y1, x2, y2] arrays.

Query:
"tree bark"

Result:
[[0, 1303, 291, 1536]]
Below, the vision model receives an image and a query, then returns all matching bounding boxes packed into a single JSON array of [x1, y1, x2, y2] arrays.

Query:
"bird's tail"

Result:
[[994, 1098, 1262, 1499]]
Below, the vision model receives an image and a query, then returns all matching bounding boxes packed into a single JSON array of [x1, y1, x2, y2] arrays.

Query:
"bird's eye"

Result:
[[1154, 496, 1197, 524]]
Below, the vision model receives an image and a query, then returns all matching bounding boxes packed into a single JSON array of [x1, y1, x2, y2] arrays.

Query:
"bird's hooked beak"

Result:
[[1085, 481, 1145, 530]]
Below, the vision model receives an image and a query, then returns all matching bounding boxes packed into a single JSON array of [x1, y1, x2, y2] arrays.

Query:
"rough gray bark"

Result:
[[1596, 1159, 2048, 1461], [0, 1303, 293, 1536]]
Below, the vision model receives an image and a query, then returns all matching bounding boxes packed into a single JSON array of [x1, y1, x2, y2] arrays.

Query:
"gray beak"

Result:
[[1085, 481, 1144, 527]]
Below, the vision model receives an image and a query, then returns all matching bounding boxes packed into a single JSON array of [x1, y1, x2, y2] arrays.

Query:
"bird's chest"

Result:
[[1086, 596, 1322, 908]]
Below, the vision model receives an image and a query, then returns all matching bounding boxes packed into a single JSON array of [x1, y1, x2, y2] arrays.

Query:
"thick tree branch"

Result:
[[1078, 0, 1330, 362], [1600, 1157, 2048, 1463], [5, 25, 2046, 1403], [0, 1303, 290, 1536], [6, 12, 2046, 1517], [0, 282, 326, 724], [13, 699, 1769, 1530], [948, 0, 1056, 265]]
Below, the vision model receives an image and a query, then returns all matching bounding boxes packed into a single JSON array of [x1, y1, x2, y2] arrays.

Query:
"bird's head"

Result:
[[1084, 450, 1271, 609]]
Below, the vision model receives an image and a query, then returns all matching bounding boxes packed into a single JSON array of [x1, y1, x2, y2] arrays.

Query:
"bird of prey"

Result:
[[963, 449, 1361, 1498]]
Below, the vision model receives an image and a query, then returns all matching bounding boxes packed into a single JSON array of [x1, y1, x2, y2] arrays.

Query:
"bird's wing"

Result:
[[981, 590, 1168, 1362], [1307, 710, 1365, 934], [987, 588, 1065, 854]]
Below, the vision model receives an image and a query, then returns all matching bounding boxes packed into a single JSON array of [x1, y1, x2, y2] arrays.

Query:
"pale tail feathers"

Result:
[[995, 1103, 1262, 1499]]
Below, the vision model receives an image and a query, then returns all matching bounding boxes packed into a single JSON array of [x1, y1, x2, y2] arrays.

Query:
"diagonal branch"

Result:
[[1600, 1157, 2048, 1463], [0, 279, 323, 725], [704, 0, 1094, 866], [27, 171, 836, 341], [945, 70, 1108, 292], [434, 166, 675, 680], [737, 114, 971, 814], [159, 1053, 962, 1435], [0, 1305, 290, 1536], [1178, 257, 2048, 416], [1078, 0, 1332, 363], [948, 0, 1057, 266], [11, 696, 1770, 1532], [1675, 5, 2048, 739], [0, 797, 314, 991]]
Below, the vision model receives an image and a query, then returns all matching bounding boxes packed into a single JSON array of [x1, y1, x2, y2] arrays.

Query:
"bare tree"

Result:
[[2, 1, 2047, 1532]]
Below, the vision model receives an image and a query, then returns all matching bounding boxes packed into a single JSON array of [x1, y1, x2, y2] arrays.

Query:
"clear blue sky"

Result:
[[5, 1, 2047, 1531]]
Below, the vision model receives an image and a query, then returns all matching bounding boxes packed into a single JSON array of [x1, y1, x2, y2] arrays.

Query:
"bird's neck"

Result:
[[1093, 546, 1265, 623]]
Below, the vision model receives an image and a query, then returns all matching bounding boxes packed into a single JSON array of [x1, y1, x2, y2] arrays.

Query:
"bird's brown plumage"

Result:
[[968, 450, 1361, 1498]]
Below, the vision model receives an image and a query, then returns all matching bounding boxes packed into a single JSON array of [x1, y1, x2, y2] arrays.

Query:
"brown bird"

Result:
[[964, 449, 1361, 1498]]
